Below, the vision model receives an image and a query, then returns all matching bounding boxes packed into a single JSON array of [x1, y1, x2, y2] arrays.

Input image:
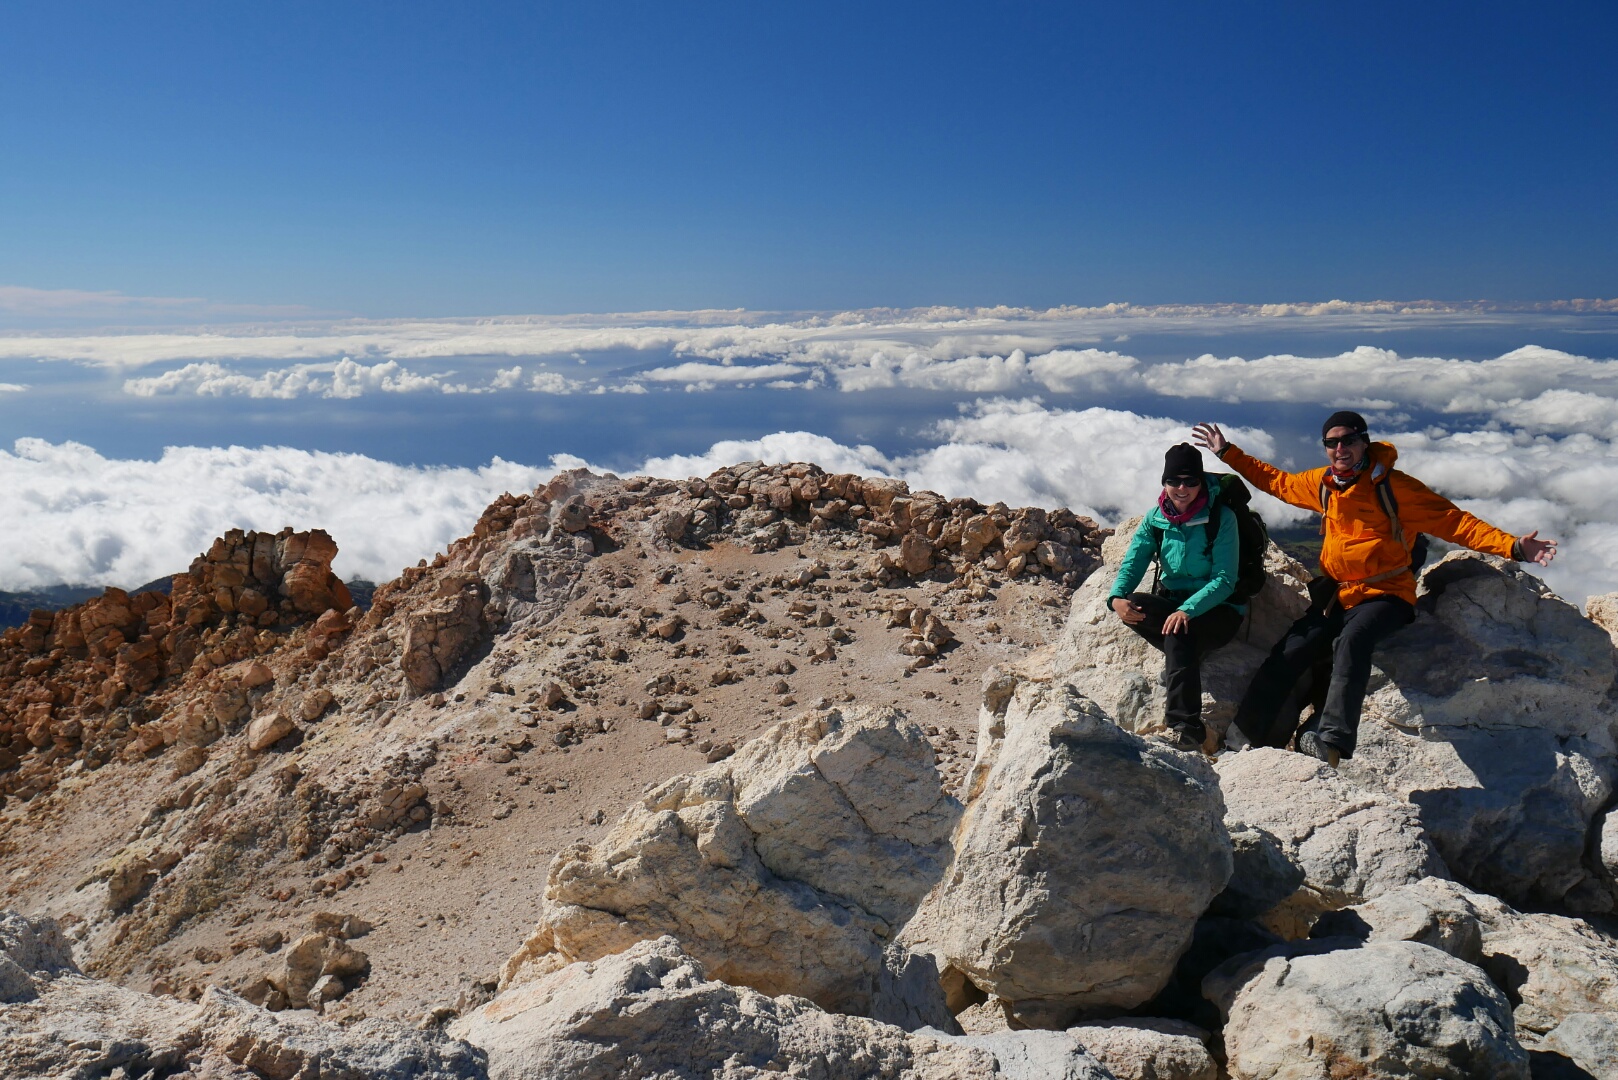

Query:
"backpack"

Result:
[[1316, 469, 1429, 580], [1209, 474, 1270, 603], [1151, 474, 1269, 604]]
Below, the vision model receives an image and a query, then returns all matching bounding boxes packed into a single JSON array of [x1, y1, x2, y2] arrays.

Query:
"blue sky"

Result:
[[3, 2, 1615, 314]]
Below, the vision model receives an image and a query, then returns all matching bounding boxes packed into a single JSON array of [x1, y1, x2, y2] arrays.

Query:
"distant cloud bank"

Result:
[[4, 399, 1613, 608]]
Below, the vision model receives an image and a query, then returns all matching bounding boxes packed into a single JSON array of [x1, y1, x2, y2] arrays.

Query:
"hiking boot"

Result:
[[1297, 731, 1341, 769], [1151, 729, 1204, 754]]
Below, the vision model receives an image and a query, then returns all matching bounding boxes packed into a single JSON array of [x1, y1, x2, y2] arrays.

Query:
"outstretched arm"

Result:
[[1398, 474, 1557, 566], [1192, 422, 1323, 512]]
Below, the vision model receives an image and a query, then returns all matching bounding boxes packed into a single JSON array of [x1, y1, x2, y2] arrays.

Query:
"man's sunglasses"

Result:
[[1163, 476, 1201, 488], [1322, 434, 1367, 450]]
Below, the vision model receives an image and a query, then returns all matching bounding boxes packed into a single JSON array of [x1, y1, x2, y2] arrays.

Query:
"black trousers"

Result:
[[1232, 595, 1414, 758], [1119, 593, 1243, 739]]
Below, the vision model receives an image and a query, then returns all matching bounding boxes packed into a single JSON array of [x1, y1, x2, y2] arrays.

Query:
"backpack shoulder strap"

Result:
[[1202, 497, 1223, 558], [1375, 470, 1411, 555]]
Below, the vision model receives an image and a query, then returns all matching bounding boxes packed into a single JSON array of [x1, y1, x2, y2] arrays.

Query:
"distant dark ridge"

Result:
[[0, 577, 377, 628], [0, 586, 105, 630], [1268, 523, 1323, 569]]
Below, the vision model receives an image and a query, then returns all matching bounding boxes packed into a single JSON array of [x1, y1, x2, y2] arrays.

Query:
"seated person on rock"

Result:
[[1107, 443, 1245, 753], [1192, 411, 1558, 768]]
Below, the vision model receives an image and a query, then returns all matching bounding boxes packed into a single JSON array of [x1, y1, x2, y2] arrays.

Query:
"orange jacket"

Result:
[[1219, 441, 1518, 608]]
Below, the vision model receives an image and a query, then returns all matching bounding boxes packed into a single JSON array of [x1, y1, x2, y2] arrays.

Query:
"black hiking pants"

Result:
[[1232, 595, 1415, 758], [1117, 593, 1243, 741]]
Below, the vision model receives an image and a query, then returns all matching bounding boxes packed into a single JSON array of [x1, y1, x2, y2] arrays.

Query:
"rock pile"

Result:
[[0, 527, 352, 806], [0, 911, 483, 1079]]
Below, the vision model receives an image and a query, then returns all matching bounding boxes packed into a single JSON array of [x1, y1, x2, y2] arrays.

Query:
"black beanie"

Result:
[[1162, 442, 1203, 481], [1322, 410, 1369, 438]]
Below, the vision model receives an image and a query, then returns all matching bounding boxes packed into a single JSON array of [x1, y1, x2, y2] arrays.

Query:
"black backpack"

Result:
[[1209, 474, 1270, 603], [1151, 474, 1269, 604]]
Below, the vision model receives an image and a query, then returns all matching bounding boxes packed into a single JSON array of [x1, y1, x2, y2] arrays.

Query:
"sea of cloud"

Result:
[[88, 336, 1618, 423], [0, 439, 552, 591], [3, 303, 1618, 607], [4, 397, 1611, 608]]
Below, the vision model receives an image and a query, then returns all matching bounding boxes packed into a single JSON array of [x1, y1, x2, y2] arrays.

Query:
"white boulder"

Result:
[[0, 965, 483, 1079], [1346, 553, 1618, 909], [906, 678, 1230, 1027], [1067, 1018, 1217, 1080], [1206, 939, 1529, 1080], [500, 707, 959, 1022], [456, 935, 1055, 1080], [1215, 747, 1447, 936]]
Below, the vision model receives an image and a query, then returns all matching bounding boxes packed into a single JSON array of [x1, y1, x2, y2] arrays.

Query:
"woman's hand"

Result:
[[1192, 423, 1228, 456], [1162, 610, 1191, 635], [1111, 597, 1147, 626], [1518, 531, 1558, 566]]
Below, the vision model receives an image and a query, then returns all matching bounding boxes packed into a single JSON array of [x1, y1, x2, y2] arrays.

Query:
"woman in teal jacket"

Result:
[[1108, 443, 1244, 752]]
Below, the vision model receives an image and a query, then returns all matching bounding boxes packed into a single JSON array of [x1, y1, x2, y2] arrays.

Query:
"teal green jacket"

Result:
[[1108, 484, 1242, 618]]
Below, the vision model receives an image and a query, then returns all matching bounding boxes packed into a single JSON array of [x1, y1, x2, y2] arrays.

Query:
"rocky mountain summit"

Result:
[[4, 463, 1618, 1078]]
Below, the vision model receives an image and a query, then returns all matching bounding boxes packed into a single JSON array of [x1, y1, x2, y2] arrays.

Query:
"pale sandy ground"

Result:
[[1, 521, 1078, 1027]]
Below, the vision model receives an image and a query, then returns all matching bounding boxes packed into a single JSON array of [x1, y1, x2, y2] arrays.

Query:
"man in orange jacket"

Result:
[[1192, 411, 1557, 767]]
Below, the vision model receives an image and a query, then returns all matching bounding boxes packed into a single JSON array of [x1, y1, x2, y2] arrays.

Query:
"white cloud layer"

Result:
[[0, 440, 553, 591], [1143, 345, 1618, 415], [0, 399, 1612, 609]]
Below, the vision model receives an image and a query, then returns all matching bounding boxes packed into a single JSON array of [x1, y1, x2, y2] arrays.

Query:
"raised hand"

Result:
[[1192, 423, 1228, 456], [1518, 530, 1558, 567]]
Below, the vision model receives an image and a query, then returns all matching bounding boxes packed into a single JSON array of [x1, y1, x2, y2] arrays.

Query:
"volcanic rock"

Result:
[[1215, 747, 1447, 936], [499, 706, 959, 1021], [457, 936, 1101, 1080], [401, 572, 489, 693], [906, 678, 1230, 1026], [1345, 552, 1618, 910], [1205, 939, 1529, 1080], [1066, 1018, 1216, 1080], [1542, 1012, 1618, 1080]]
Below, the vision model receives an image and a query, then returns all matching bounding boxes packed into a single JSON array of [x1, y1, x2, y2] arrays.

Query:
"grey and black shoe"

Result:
[[1151, 729, 1204, 754], [1297, 731, 1341, 769]]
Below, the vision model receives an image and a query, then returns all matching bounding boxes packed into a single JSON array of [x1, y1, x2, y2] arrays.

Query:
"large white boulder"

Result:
[[1215, 747, 1448, 936], [1347, 552, 1618, 909], [455, 936, 1109, 1080], [906, 678, 1231, 1027], [918, 1029, 1119, 1080], [1205, 939, 1529, 1080], [499, 706, 959, 1022]]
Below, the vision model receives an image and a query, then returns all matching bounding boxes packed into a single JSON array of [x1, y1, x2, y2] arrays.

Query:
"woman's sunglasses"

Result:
[[1163, 477, 1201, 488], [1322, 434, 1367, 450]]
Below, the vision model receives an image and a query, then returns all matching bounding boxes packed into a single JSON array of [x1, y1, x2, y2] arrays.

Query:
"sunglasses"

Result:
[[1163, 476, 1201, 488], [1322, 434, 1367, 450]]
